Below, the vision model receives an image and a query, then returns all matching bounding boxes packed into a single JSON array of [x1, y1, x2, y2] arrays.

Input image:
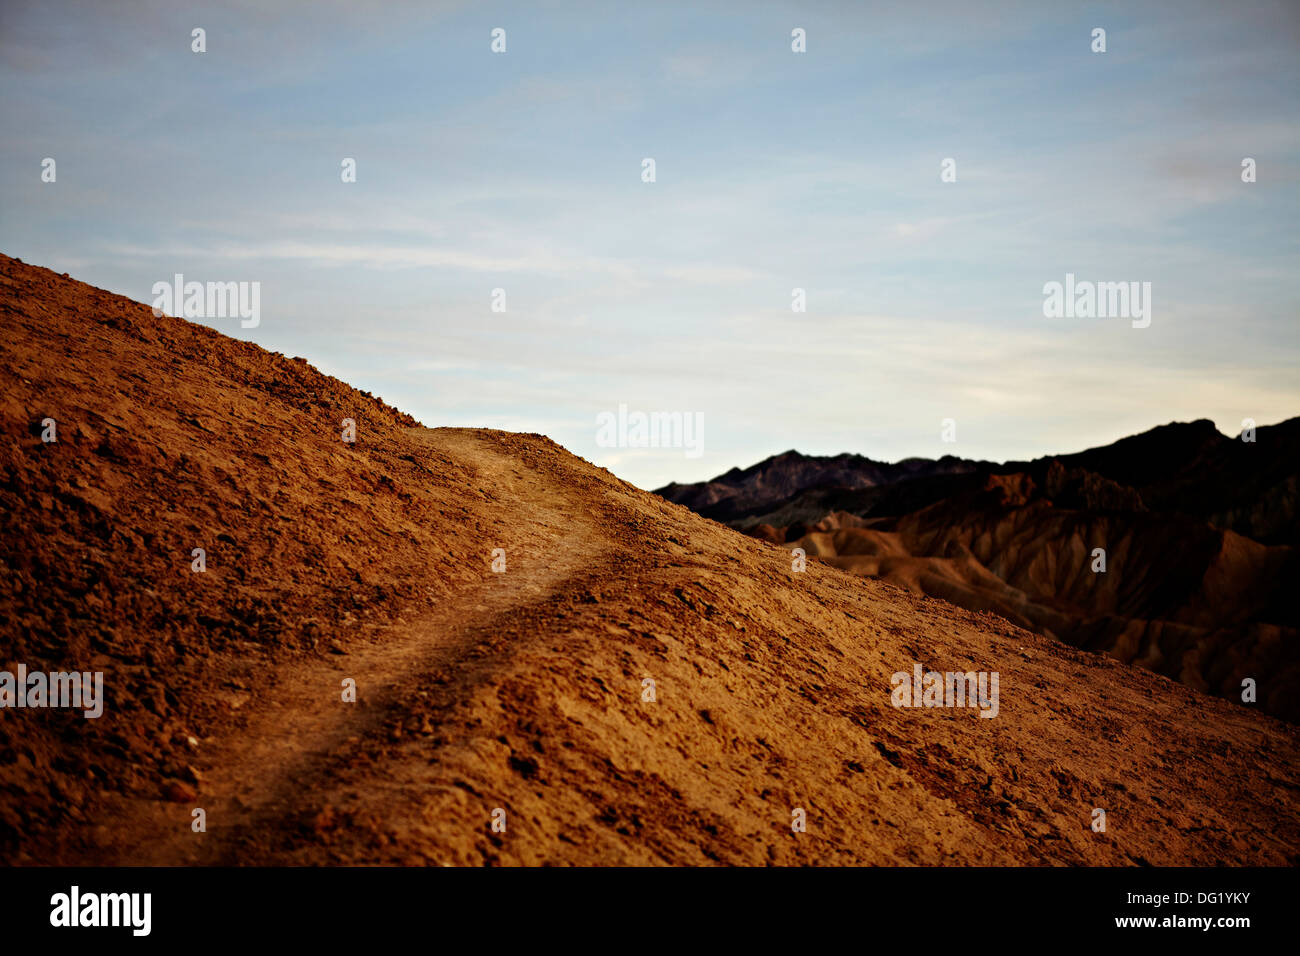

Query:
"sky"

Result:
[[2, 0, 1298, 489]]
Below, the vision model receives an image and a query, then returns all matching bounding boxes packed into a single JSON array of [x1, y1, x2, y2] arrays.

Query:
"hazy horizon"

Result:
[[3, 0, 1298, 489]]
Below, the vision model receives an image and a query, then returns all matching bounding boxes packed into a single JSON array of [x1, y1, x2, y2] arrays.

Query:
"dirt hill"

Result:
[[2, 253, 1298, 865]]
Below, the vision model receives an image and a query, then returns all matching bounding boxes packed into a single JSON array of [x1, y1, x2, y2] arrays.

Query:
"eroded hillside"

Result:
[[662, 437, 1299, 721]]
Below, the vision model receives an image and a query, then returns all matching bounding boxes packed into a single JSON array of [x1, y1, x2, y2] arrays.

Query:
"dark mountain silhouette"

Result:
[[657, 421, 1299, 720], [657, 451, 984, 524]]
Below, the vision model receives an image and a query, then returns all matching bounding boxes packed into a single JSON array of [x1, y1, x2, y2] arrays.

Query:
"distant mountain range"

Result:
[[657, 420, 1300, 720]]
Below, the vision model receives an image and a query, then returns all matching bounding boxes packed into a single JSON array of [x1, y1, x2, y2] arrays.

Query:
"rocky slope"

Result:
[[2, 254, 1297, 865]]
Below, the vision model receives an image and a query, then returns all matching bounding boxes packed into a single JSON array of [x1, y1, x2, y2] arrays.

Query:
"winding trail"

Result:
[[110, 428, 617, 865]]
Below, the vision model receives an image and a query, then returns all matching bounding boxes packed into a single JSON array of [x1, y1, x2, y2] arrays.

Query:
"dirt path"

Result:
[[107, 428, 615, 865]]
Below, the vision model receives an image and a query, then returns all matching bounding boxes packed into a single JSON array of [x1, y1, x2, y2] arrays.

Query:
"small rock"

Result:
[[162, 780, 198, 803]]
